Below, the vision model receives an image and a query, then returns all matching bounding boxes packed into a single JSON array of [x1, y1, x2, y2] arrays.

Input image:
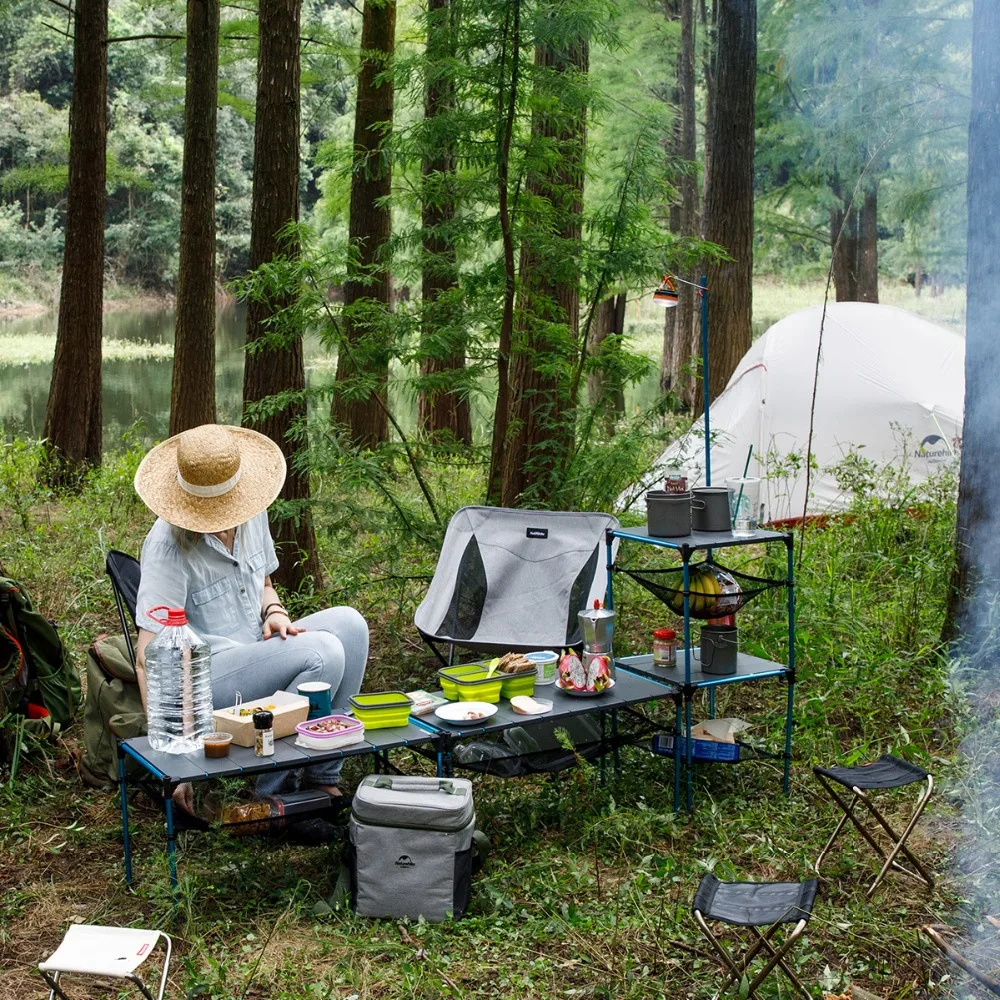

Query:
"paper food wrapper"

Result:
[[689, 717, 751, 744]]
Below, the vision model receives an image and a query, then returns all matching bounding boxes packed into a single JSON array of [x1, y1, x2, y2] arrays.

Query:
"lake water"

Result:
[[0, 305, 666, 451]]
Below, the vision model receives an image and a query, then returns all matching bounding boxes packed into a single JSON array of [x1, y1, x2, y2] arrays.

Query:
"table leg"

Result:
[[783, 677, 794, 795], [118, 745, 133, 887], [164, 784, 178, 890], [599, 711, 607, 787], [708, 688, 716, 720], [685, 695, 694, 812], [673, 696, 682, 812], [612, 708, 621, 779]]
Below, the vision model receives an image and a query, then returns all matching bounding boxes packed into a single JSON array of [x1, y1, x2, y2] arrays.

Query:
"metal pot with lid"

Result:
[[579, 600, 615, 653]]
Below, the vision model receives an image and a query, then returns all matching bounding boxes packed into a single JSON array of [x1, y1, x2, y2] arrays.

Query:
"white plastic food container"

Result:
[[295, 714, 366, 750], [525, 649, 558, 685]]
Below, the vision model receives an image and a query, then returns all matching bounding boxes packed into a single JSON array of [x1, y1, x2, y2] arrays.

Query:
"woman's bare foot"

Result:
[[172, 781, 196, 814]]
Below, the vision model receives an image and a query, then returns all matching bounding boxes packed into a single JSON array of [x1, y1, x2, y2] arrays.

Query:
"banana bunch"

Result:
[[667, 563, 727, 617]]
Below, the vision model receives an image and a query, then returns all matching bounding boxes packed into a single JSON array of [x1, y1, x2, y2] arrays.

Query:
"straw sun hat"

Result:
[[134, 424, 287, 534]]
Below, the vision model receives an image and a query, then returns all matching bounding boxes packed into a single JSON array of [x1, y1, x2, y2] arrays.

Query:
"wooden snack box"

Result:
[[213, 690, 310, 747]]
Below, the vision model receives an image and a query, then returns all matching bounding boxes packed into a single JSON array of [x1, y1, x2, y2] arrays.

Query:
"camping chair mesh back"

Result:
[[106, 550, 141, 667], [414, 507, 620, 662]]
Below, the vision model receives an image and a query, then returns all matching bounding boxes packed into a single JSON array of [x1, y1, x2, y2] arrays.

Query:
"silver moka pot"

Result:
[[579, 603, 615, 653]]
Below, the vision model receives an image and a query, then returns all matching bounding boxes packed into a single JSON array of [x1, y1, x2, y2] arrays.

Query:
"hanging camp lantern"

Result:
[[652, 275, 680, 308]]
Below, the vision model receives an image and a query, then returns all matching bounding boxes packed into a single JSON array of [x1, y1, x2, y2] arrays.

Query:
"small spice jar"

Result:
[[652, 627, 677, 667], [253, 710, 274, 757]]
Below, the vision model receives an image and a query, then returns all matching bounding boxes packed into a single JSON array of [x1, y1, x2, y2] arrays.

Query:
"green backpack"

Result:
[[80, 634, 147, 788], [0, 577, 80, 735]]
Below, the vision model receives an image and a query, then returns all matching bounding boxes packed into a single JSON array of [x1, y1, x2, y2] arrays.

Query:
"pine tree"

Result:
[[170, 0, 220, 435], [243, 0, 321, 589], [42, 0, 108, 484], [332, 0, 397, 449], [418, 0, 471, 444]]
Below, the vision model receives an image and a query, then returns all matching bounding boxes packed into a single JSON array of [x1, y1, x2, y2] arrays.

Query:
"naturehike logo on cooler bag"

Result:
[[526, 528, 548, 539], [395, 855, 415, 868]]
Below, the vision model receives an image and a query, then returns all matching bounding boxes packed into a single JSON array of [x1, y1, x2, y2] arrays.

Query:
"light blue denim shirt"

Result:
[[135, 512, 280, 653]]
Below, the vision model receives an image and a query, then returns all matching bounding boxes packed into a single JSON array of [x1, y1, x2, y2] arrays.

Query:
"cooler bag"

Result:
[[348, 774, 476, 921]]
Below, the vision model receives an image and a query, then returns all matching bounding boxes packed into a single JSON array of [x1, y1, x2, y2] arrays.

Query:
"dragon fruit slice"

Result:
[[585, 655, 610, 691], [559, 650, 583, 688]]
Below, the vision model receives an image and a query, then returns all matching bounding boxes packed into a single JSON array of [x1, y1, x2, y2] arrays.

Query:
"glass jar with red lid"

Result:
[[652, 627, 677, 667]]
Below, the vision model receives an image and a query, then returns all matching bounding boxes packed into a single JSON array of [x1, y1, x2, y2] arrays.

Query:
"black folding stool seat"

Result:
[[813, 753, 934, 897], [692, 873, 818, 999], [105, 550, 141, 667]]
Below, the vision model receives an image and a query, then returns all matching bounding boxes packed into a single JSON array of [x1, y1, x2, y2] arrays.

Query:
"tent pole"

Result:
[[700, 274, 711, 486]]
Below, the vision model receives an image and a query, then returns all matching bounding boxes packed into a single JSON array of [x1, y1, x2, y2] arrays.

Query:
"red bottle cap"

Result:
[[653, 628, 676, 640], [148, 606, 188, 627]]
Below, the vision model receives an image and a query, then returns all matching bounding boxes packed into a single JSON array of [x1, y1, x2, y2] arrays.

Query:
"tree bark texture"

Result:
[[660, 0, 680, 396], [243, 0, 321, 590], [42, 0, 108, 484], [830, 201, 858, 302], [857, 185, 879, 302], [332, 0, 396, 449], [486, 0, 521, 504], [500, 30, 588, 507], [587, 294, 626, 433], [947, 0, 1000, 647], [703, 0, 755, 407], [418, 0, 470, 444], [700, 0, 717, 236], [673, 0, 699, 408], [170, 0, 220, 436]]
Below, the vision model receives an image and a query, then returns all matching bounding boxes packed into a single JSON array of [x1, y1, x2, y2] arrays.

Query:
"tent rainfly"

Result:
[[620, 302, 964, 520]]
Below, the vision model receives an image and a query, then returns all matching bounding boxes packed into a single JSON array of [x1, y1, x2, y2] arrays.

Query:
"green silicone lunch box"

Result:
[[450, 670, 504, 704], [349, 691, 413, 729], [437, 663, 487, 701]]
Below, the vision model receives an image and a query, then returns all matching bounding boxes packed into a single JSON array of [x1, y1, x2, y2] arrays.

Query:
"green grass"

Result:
[[0, 440, 976, 999]]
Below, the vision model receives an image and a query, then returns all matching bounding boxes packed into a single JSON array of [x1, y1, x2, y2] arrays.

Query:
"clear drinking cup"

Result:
[[726, 477, 761, 537]]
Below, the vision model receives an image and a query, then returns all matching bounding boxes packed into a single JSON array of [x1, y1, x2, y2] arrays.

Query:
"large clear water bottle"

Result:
[[144, 606, 214, 754]]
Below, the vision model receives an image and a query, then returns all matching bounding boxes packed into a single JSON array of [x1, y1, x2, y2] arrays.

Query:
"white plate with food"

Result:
[[434, 701, 498, 725]]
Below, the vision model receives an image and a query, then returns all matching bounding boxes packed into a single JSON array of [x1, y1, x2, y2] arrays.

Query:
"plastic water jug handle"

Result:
[[148, 606, 188, 627]]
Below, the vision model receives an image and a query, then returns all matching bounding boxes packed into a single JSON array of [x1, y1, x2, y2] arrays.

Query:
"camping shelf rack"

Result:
[[605, 525, 795, 812]]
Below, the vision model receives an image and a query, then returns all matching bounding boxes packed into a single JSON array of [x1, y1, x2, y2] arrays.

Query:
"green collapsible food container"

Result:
[[451, 670, 504, 704], [438, 663, 487, 701], [499, 669, 537, 700], [349, 691, 413, 729]]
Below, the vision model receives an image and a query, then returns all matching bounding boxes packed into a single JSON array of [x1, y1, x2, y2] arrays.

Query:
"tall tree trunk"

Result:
[[857, 184, 879, 302], [675, 0, 699, 408], [699, 0, 717, 237], [332, 0, 396, 449], [660, 0, 680, 396], [946, 0, 1000, 646], [243, 0, 321, 590], [830, 200, 859, 302], [588, 294, 626, 433], [418, 0, 470, 445], [170, 0, 220, 436], [42, 0, 107, 485], [500, 26, 587, 507], [486, 0, 521, 504], [702, 0, 755, 408]]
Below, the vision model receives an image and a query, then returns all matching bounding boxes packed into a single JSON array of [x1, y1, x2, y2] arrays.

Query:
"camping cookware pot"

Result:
[[694, 625, 738, 675], [646, 490, 692, 538], [578, 603, 614, 653], [691, 487, 732, 532]]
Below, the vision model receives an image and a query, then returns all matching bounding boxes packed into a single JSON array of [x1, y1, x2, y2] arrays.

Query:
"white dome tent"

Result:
[[620, 302, 964, 520]]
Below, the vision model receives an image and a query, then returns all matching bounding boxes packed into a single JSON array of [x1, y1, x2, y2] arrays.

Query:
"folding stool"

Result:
[[813, 753, 934, 897], [692, 873, 818, 999], [38, 924, 171, 1000]]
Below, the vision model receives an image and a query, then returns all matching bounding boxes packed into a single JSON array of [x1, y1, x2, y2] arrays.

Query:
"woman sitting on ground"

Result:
[[132, 423, 368, 814]]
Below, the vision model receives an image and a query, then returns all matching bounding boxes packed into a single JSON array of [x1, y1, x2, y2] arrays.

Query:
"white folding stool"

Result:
[[38, 924, 172, 1000]]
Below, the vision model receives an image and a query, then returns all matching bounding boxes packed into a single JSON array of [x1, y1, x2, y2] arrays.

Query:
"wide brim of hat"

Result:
[[134, 426, 287, 534]]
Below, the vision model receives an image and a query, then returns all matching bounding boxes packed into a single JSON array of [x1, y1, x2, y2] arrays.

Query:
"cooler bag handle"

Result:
[[371, 776, 459, 795]]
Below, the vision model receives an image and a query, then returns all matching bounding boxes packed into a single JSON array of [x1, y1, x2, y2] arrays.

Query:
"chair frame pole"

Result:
[[813, 773, 934, 896], [694, 910, 810, 999]]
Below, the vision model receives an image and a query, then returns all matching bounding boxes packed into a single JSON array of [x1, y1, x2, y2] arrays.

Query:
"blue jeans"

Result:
[[210, 606, 369, 794]]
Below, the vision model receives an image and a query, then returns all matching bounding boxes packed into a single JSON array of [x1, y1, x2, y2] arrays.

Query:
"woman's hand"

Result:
[[263, 610, 305, 640]]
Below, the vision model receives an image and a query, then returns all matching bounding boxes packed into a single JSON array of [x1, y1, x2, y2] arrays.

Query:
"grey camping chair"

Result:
[[106, 550, 141, 667], [414, 506, 620, 666]]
